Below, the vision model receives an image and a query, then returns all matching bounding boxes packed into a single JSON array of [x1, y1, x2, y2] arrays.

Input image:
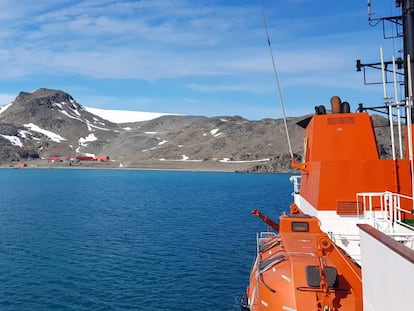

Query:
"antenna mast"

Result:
[[358, 0, 414, 98], [259, 0, 293, 158], [400, 0, 414, 97]]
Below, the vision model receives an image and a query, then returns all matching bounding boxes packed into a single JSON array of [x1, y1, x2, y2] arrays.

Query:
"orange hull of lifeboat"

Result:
[[245, 214, 362, 311]]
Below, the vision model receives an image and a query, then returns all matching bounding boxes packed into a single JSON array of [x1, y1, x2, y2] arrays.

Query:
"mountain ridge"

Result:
[[0, 88, 392, 172]]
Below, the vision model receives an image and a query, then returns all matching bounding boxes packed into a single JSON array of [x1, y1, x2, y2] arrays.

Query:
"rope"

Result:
[[259, 0, 294, 158]]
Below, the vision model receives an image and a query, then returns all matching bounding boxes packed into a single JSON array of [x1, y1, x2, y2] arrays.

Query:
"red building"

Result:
[[47, 156, 62, 162], [75, 156, 94, 161], [94, 155, 110, 162]]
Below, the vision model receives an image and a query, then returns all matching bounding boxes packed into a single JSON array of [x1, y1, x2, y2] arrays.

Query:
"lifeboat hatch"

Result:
[[305, 265, 338, 288]]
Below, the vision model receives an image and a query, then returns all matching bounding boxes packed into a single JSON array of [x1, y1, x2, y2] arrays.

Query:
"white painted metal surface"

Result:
[[359, 228, 414, 311]]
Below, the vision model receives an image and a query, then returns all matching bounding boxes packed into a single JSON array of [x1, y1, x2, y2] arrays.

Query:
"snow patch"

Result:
[[0, 102, 12, 115], [158, 155, 203, 162], [210, 128, 222, 137], [79, 133, 98, 146], [18, 130, 31, 138], [219, 158, 270, 163], [85, 107, 178, 123], [1, 135, 23, 147], [73, 109, 81, 117], [59, 109, 82, 122], [23, 123, 66, 142], [210, 128, 219, 135], [85, 122, 110, 131]]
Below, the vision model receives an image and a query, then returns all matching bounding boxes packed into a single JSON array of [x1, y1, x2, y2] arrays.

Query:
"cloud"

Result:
[[0, 0, 397, 119], [0, 1, 364, 82], [185, 82, 272, 94], [0, 0, 269, 80]]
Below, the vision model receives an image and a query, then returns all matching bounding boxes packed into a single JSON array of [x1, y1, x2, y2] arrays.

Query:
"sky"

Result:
[[0, 0, 405, 120]]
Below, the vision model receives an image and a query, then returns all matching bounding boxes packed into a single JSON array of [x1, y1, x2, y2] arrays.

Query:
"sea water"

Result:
[[0, 169, 293, 311]]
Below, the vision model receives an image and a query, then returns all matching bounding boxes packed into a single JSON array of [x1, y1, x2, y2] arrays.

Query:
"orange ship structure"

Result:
[[243, 1, 414, 310]]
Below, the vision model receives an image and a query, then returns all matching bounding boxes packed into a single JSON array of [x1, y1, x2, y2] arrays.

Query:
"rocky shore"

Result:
[[5, 156, 299, 173]]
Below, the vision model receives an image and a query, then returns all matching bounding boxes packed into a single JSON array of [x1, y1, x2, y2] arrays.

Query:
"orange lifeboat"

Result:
[[243, 211, 362, 311]]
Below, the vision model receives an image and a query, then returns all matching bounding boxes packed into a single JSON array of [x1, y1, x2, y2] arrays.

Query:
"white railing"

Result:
[[357, 191, 414, 234], [289, 175, 301, 194], [256, 232, 277, 254]]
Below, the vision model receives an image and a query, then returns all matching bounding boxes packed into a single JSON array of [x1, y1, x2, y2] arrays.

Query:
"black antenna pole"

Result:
[[402, 0, 414, 98], [356, 1, 414, 96]]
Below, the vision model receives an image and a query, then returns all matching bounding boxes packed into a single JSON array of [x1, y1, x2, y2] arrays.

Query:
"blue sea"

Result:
[[0, 169, 293, 311]]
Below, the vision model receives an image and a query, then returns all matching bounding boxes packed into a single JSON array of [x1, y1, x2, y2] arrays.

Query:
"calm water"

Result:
[[0, 169, 293, 311]]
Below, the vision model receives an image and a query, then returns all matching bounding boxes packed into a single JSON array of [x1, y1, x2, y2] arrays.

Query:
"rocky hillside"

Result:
[[0, 88, 394, 172], [0, 89, 119, 161]]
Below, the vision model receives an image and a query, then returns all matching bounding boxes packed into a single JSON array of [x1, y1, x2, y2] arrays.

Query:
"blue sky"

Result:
[[0, 0, 404, 120]]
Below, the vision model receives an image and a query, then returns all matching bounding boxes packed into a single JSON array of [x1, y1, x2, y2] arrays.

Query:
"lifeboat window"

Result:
[[305, 266, 338, 288], [259, 254, 286, 273], [259, 239, 281, 253], [291, 221, 309, 232]]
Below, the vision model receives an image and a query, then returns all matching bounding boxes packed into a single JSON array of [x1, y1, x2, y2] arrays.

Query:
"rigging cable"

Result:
[[259, 0, 293, 158]]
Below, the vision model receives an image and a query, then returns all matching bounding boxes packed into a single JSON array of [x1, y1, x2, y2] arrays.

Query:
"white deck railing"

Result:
[[356, 192, 414, 244], [256, 232, 277, 255], [289, 175, 414, 251], [289, 175, 301, 195]]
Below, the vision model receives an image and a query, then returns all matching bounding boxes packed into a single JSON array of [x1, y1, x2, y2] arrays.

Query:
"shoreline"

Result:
[[2, 159, 262, 173]]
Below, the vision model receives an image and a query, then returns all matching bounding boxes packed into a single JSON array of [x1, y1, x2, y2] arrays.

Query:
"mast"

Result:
[[358, 1, 414, 99], [358, 1, 414, 208], [401, 0, 414, 98], [401, 1, 414, 211]]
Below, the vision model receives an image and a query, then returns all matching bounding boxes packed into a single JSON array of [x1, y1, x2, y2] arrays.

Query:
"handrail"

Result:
[[289, 175, 301, 194], [358, 224, 414, 264], [256, 232, 277, 255], [356, 191, 414, 233]]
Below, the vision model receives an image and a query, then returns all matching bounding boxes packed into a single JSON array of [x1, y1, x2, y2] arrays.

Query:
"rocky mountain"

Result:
[[0, 89, 119, 161], [0, 88, 393, 172]]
